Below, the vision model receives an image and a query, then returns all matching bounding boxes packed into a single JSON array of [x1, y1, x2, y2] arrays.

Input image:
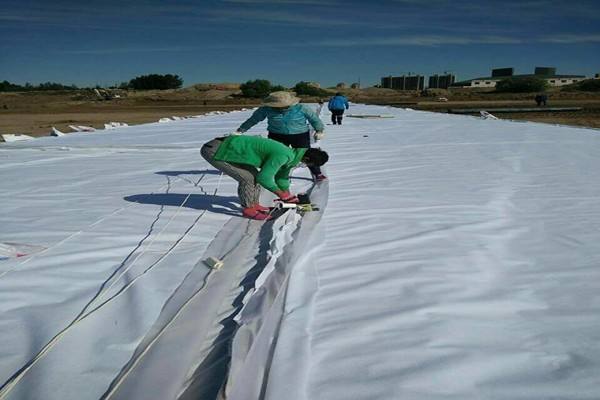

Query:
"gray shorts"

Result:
[[200, 139, 261, 208]]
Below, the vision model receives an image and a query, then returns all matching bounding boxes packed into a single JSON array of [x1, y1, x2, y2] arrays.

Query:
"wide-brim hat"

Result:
[[263, 91, 300, 108]]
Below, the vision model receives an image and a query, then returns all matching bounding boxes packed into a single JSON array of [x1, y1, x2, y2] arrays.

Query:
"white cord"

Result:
[[0, 179, 174, 280], [0, 172, 225, 398], [102, 268, 215, 399]]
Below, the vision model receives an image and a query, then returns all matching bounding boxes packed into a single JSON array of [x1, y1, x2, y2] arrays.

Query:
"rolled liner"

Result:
[[223, 181, 328, 400], [104, 181, 328, 400]]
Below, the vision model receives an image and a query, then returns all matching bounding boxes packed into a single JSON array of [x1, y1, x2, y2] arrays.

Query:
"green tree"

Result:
[[293, 81, 329, 96], [128, 74, 183, 90], [574, 79, 600, 92], [240, 79, 276, 98], [0, 80, 22, 92], [495, 77, 549, 93]]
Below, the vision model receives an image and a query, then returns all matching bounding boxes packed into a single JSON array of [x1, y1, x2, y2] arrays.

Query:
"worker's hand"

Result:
[[314, 131, 325, 141], [274, 190, 299, 203], [232, 130, 243, 135]]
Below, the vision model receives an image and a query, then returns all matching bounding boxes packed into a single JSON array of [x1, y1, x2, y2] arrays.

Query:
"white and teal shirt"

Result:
[[238, 104, 324, 135]]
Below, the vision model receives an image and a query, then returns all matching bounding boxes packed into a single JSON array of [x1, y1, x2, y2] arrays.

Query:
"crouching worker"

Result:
[[201, 135, 329, 220]]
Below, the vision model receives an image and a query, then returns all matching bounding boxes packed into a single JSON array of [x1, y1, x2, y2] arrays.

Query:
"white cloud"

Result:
[[58, 32, 600, 55], [205, 9, 357, 26], [59, 46, 203, 55], [314, 35, 523, 47], [539, 34, 600, 43], [221, 0, 338, 4], [0, 14, 42, 22], [310, 32, 600, 47]]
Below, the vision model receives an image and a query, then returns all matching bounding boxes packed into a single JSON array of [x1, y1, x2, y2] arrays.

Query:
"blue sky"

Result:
[[1, 0, 599, 87]]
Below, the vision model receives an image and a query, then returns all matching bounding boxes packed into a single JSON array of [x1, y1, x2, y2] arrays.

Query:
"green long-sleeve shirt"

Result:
[[213, 135, 306, 192]]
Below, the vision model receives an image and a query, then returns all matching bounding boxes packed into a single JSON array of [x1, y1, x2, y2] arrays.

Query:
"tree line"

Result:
[[0, 76, 331, 97], [3, 75, 598, 94], [0, 74, 184, 92], [0, 81, 79, 92], [240, 80, 331, 98], [488, 77, 599, 93]]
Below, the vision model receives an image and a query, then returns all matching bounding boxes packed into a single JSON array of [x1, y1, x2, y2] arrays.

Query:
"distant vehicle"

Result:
[[437, 97, 449, 102]]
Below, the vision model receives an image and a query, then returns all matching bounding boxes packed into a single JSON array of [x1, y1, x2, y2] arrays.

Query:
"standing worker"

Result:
[[201, 135, 329, 220], [328, 92, 349, 125], [235, 91, 327, 181], [535, 93, 548, 107]]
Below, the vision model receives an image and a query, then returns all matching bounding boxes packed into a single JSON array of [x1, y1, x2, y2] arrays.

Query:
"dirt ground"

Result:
[[413, 99, 600, 129], [2, 86, 600, 141], [0, 86, 262, 139], [0, 105, 256, 137]]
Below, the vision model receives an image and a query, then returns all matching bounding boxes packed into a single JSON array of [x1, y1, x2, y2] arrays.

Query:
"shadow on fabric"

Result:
[[154, 169, 221, 177], [124, 193, 241, 217]]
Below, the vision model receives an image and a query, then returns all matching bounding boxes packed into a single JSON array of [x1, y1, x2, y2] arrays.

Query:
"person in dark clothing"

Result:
[[535, 94, 548, 107], [328, 92, 349, 125]]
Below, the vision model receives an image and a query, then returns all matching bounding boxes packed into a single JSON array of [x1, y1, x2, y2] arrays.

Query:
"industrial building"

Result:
[[428, 74, 456, 89], [452, 67, 586, 88], [381, 75, 425, 90]]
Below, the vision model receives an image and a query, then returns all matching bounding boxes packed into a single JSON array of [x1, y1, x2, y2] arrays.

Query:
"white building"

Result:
[[453, 67, 586, 88]]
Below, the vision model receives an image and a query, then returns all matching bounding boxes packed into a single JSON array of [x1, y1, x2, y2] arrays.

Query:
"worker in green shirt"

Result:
[[201, 135, 329, 220]]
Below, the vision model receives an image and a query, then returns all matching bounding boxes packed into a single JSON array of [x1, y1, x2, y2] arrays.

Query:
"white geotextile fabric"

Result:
[[265, 105, 600, 399], [0, 109, 266, 399], [4, 103, 600, 400]]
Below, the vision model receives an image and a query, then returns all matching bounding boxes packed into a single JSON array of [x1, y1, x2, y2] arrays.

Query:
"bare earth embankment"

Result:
[[351, 87, 600, 129], [0, 86, 261, 139], [415, 99, 600, 129], [2, 86, 600, 141]]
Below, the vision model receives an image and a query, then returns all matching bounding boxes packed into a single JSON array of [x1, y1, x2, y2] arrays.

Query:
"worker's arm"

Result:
[[256, 154, 290, 192], [301, 105, 324, 132], [238, 107, 267, 132], [274, 166, 293, 192], [344, 97, 350, 109]]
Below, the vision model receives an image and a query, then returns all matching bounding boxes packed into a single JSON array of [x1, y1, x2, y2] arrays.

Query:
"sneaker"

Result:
[[315, 174, 327, 182], [242, 206, 272, 220]]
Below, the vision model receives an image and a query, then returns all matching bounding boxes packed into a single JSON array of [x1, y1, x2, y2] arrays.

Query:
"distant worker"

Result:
[[201, 135, 329, 220], [535, 93, 548, 107], [316, 99, 325, 115], [235, 91, 327, 181], [328, 92, 349, 125]]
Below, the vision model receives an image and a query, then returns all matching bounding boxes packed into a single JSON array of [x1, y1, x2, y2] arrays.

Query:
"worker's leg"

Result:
[[201, 139, 260, 207], [331, 112, 337, 124], [268, 131, 310, 148], [336, 110, 344, 125]]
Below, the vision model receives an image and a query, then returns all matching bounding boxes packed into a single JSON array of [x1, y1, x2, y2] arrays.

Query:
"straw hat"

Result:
[[263, 91, 300, 108]]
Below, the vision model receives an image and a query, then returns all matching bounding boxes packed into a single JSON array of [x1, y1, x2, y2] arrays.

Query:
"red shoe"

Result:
[[315, 174, 327, 182], [255, 204, 270, 212], [243, 206, 272, 220]]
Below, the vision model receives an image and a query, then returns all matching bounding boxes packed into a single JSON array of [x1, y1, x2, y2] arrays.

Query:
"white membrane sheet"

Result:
[[0, 109, 279, 399], [266, 105, 600, 400], [3, 104, 600, 399]]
